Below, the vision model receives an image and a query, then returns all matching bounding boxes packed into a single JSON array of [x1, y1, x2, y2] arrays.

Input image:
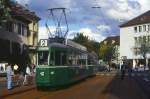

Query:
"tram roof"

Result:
[[67, 45, 88, 54], [49, 42, 68, 48], [66, 39, 87, 51], [48, 42, 88, 54]]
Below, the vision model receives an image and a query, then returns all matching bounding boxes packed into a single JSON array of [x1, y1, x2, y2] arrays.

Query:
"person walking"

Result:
[[0, 66, 4, 72], [6, 64, 14, 89], [23, 65, 31, 85], [121, 62, 126, 80]]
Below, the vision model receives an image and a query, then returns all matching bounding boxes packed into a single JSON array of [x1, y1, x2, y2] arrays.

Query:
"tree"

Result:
[[73, 33, 99, 53], [133, 36, 150, 70], [99, 41, 116, 69], [73, 33, 89, 44], [99, 43, 108, 60], [0, 0, 11, 28]]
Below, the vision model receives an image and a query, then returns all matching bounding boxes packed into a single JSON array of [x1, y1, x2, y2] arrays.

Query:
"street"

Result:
[[2, 73, 149, 99], [1, 0, 150, 99]]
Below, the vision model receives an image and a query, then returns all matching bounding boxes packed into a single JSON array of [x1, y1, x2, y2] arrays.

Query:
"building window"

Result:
[[143, 36, 146, 43], [143, 25, 146, 32], [134, 27, 137, 33], [17, 23, 28, 36], [134, 37, 138, 46], [148, 24, 150, 32], [139, 26, 142, 32], [6, 21, 13, 32], [138, 36, 142, 43], [148, 36, 150, 45], [148, 36, 150, 41], [18, 23, 21, 35], [24, 26, 27, 36], [21, 24, 24, 36], [13, 23, 18, 33]]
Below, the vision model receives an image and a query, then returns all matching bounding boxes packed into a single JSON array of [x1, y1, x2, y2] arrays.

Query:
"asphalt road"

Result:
[[3, 75, 148, 99]]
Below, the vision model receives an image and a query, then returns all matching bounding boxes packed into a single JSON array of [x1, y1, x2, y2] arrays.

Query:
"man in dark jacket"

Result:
[[121, 62, 126, 80]]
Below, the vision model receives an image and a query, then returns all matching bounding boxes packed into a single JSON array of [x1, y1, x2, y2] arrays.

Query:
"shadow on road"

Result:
[[102, 72, 148, 99]]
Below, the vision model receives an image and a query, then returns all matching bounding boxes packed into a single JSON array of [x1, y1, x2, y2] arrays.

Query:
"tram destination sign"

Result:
[[39, 39, 48, 47]]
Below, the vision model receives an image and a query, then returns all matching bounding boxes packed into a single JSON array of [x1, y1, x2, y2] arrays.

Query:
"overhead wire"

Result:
[[46, 8, 69, 38]]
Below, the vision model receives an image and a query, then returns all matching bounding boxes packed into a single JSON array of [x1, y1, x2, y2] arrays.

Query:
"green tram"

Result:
[[36, 38, 98, 87]]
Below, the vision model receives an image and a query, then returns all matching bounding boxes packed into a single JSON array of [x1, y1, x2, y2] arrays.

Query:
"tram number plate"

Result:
[[40, 39, 48, 46], [40, 72, 45, 76]]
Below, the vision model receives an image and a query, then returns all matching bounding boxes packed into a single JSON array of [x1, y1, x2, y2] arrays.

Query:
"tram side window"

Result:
[[50, 51, 55, 65], [55, 51, 67, 66], [38, 51, 48, 65], [50, 50, 67, 66]]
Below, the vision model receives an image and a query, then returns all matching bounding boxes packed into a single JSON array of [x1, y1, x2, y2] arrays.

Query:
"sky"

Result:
[[15, 0, 150, 42]]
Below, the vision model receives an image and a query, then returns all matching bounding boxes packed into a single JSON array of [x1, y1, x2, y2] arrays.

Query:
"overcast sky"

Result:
[[16, 0, 150, 42]]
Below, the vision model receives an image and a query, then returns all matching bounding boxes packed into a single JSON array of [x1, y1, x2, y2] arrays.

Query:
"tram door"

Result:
[[38, 51, 49, 65]]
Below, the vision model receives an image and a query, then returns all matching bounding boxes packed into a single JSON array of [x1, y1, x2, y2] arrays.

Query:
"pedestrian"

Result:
[[23, 64, 31, 85], [31, 64, 36, 75], [0, 66, 4, 72], [127, 62, 132, 77], [121, 62, 126, 80], [6, 64, 14, 90], [17, 71, 24, 86]]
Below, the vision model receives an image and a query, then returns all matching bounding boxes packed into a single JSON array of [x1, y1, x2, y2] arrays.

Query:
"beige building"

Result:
[[28, 16, 40, 65], [0, 1, 40, 70]]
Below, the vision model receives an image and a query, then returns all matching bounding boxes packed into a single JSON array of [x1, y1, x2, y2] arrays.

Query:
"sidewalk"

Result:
[[0, 77, 36, 98]]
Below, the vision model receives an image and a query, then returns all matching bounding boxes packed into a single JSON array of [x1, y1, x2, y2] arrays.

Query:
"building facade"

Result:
[[0, 1, 40, 71], [120, 10, 150, 68]]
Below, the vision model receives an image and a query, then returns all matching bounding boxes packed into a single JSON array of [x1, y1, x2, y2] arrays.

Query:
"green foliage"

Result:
[[99, 43, 108, 60], [133, 36, 150, 59], [0, 0, 11, 26], [72, 33, 100, 57], [73, 33, 89, 43], [99, 42, 115, 62]]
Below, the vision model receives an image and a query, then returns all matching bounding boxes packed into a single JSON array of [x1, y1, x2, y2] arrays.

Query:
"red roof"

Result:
[[101, 36, 120, 45], [120, 10, 150, 27], [9, 1, 40, 22]]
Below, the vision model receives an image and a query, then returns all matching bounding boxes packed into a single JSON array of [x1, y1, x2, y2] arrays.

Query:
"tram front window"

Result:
[[38, 51, 48, 65]]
